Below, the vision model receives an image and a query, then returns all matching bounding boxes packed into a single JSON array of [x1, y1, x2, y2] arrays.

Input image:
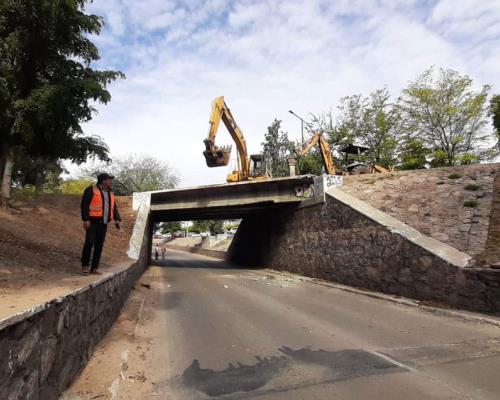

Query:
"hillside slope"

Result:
[[340, 163, 499, 266], [0, 194, 135, 293]]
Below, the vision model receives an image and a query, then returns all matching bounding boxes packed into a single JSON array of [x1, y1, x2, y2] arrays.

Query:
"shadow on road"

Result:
[[151, 251, 253, 271], [152, 258, 232, 270], [170, 347, 403, 398]]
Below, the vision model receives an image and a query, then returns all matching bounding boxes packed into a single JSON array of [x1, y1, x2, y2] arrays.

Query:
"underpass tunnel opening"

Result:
[[148, 205, 297, 268], [152, 218, 241, 252], [144, 174, 320, 268]]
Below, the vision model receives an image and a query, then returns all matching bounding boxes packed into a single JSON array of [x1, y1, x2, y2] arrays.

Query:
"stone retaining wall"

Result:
[[475, 170, 500, 266], [228, 189, 500, 313], [0, 258, 149, 400], [165, 244, 227, 260], [340, 164, 499, 260]]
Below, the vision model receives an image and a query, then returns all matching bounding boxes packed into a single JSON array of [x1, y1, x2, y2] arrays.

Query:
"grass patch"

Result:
[[11, 186, 36, 201], [463, 199, 479, 208], [448, 173, 462, 179], [464, 184, 481, 191]]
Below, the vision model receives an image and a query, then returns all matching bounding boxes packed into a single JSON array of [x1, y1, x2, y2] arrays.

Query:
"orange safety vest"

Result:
[[89, 186, 115, 220]]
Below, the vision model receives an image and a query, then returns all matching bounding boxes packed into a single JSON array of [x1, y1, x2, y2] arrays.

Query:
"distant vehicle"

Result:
[[200, 231, 210, 237]]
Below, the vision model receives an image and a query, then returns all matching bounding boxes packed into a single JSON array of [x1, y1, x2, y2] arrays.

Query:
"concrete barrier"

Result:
[[0, 261, 148, 400], [165, 244, 227, 261]]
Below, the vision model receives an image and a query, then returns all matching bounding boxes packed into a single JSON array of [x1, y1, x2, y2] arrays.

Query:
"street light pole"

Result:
[[289, 110, 305, 146], [301, 119, 304, 145]]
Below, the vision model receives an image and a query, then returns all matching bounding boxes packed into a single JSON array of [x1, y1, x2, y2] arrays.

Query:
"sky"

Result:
[[78, 0, 500, 187]]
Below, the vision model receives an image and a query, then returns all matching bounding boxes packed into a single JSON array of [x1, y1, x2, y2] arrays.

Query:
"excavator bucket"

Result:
[[203, 145, 232, 167]]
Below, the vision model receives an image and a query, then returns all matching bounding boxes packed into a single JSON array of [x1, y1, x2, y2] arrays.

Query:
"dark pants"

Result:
[[81, 222, 108, 269]]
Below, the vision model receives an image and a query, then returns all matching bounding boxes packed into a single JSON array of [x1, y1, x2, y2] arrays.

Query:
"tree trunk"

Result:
[[0, 145, 5, 186], [0, 145, 15, 207], [35, 163, 45, 194]]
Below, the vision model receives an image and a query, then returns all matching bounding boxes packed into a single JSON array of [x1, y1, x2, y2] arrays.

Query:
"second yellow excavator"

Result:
[[298, 132, 393, 175], [203, 96, 267, 183]]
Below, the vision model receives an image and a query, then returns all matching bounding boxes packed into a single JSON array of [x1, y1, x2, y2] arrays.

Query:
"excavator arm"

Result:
[[298, 134, 320, 157], [299, 132, 336, 175], [318, 134, 336, 175], [203, 96, 250, 179]]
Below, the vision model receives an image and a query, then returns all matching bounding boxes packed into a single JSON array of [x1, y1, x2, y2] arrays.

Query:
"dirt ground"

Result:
[[0, 193, 136, 318], [62, 267, 166, 400]]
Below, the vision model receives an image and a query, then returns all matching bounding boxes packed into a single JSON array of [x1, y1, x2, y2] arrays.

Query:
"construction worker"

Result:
[[80, 173, 122, 275]]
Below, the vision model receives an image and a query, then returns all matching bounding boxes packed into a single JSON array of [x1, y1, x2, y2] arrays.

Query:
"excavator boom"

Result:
[[203, 97, 233, 168], [203, 96, 264, 182], [299, 132, 336, 175]]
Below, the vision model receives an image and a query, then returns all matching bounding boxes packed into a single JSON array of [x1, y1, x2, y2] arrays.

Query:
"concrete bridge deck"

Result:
[[147, 175, 342, 221]]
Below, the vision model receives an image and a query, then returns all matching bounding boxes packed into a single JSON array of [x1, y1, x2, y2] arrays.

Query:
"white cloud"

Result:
[[79, 0, 500, 187]]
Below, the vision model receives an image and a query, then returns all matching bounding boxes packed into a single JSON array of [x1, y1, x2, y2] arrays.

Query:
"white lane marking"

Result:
[[369, 350, 475, 400], [368, 350, 418, 373]]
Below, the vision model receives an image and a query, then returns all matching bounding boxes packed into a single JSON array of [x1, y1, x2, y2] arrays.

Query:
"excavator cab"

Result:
[[340, 144, 392, 174], [249, 154, 266, 178], [341, 144, 370, 175]]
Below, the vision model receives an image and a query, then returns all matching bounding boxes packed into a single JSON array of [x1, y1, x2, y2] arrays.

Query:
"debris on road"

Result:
[[141, 283, 151, 289], [224, 285, 229, 289]]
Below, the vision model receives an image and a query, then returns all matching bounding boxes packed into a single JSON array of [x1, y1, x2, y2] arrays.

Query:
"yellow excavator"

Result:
[[298, 132, 392, 175], [298, 131, 337, 174], [203, 96, 267, 183]]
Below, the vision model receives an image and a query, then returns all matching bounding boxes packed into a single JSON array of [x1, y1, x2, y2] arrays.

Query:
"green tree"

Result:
[[296, 149, 324, 176], [333, 88, 401, 168], [12, 158, 65, 193], [60, 177, 94, 195], [399, 67, 494, 166], [490, 95, 500, 149], [159, 222, 183, 234], [262, 119, 295, 177], [398, 138, 430, 170], [309, 110, 354, 153], [0, 0, 123, 205], [82, 154, 179, 195], [191, 220, 224, 235]]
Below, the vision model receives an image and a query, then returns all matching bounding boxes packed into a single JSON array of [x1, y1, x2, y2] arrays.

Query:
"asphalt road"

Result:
[[64, 249, 500, 400]]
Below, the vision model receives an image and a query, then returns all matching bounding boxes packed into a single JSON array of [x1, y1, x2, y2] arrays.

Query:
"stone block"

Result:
[[40, 337, 57, 383]]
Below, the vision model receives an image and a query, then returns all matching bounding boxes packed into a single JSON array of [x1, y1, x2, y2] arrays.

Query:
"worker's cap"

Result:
[[97, 173, 115, 183]]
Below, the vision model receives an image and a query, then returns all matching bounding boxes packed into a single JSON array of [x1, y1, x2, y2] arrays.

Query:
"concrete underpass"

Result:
[[63, 175, 500, 400], [63, 249, 500, 400]]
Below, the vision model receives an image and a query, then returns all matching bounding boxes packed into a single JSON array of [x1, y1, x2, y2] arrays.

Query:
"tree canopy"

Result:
[[159, 222, 183, 235], [82, 154, 180, 195], [261, 119, 295, 177], [333, 88, 400, 168], [190, 220, 224, 235], [0, 0, 123, 204], [491, 95, 500, 149], [399, 67, 493, 166]]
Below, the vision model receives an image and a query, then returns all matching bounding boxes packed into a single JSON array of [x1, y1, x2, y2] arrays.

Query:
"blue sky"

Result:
[[80, 0, 500, 187]]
